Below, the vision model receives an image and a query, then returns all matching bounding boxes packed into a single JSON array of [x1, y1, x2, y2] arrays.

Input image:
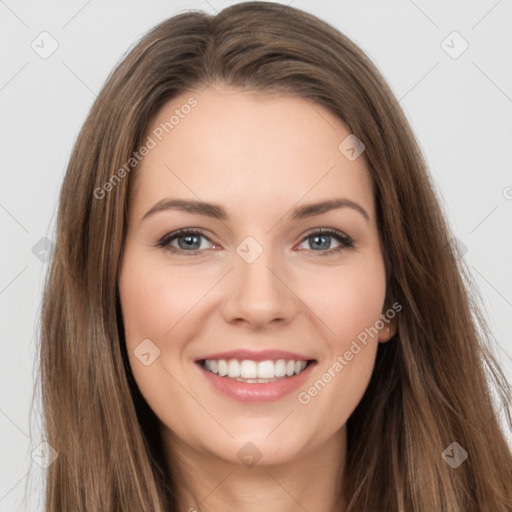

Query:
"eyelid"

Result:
[[296, 227, 355, 256], [157, 227, 216, 252], [300, 227, 352, 242]]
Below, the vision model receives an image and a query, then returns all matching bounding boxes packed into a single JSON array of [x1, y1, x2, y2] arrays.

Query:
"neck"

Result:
[[161, 426, 347, 512]]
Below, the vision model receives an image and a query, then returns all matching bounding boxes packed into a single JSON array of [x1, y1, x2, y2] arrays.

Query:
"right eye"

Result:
[[157, 228, 217, 255]]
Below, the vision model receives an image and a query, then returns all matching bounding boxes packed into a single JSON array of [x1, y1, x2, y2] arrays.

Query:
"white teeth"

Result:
[[201, 358, 310, 379], [275, 359, 287, 377], [240, 360, 258, 378], [258, 360, 275, 379], [227, 359, 240, 378], [218, 359, 228, 377]]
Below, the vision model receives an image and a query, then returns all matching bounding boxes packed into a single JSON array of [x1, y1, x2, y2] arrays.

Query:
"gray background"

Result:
[[1, 0, 511, 510]]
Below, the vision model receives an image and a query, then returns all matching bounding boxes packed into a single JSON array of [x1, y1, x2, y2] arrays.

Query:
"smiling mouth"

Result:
[[197, 358, 316, 383]]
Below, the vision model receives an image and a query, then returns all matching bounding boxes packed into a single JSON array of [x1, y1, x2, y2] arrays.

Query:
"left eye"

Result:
[[157, 228, 354, 256], [297, 229, 354, 255]]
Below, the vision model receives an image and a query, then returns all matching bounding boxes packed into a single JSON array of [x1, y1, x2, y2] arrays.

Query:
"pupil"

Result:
[[311, 234, 330, 250], [180, 234, 200, 250]]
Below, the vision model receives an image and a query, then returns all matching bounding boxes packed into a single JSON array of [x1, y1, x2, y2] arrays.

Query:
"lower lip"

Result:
[[196, 362, 316, 402]]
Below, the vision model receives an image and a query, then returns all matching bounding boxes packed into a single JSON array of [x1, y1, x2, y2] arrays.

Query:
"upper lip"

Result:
[[194, 349, 315, 363]]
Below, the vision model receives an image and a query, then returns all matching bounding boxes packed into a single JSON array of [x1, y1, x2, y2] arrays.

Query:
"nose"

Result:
[[221, 247, 298, 330]]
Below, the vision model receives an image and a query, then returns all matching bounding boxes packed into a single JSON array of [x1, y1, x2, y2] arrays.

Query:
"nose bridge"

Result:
[[224, 235, 295, 326]]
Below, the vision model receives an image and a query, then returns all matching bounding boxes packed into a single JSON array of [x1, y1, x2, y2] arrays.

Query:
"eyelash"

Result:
[[156, 227, 355, 257]]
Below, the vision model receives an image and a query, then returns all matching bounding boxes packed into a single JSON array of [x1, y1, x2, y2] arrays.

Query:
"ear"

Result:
[[377, 313, 398, 343], [378, 302, 398, 343]]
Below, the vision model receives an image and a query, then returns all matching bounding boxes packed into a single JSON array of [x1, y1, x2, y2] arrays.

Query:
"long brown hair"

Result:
[[37, 2, 512, 510]]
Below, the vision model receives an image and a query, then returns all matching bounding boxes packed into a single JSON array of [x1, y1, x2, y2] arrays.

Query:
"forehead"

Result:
[[132, 85, 374, 221]]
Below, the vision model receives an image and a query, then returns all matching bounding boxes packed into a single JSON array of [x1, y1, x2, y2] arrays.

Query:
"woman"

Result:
[[39, 2, 512, 510]]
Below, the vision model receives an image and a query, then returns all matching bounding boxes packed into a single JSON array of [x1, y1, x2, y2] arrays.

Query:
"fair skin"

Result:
[[118, 83, 397, 512]]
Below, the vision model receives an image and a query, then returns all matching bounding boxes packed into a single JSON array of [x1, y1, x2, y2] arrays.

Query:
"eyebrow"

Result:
[[141, 197, 370, 223]]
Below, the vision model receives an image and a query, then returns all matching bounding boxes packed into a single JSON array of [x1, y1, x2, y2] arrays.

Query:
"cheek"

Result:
[[118, 251, 194, 425], [295, 258, 386, 424], [306, 258, 387, 345], [119, 268, 169, 344], [119, 251, 206, 345]]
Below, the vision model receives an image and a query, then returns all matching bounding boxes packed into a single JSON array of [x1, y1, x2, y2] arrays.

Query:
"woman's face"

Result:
[[118, 84, 396, 466]]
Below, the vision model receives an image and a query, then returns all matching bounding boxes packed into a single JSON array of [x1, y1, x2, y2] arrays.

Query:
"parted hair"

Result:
[[37, 2, 512, 510]]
